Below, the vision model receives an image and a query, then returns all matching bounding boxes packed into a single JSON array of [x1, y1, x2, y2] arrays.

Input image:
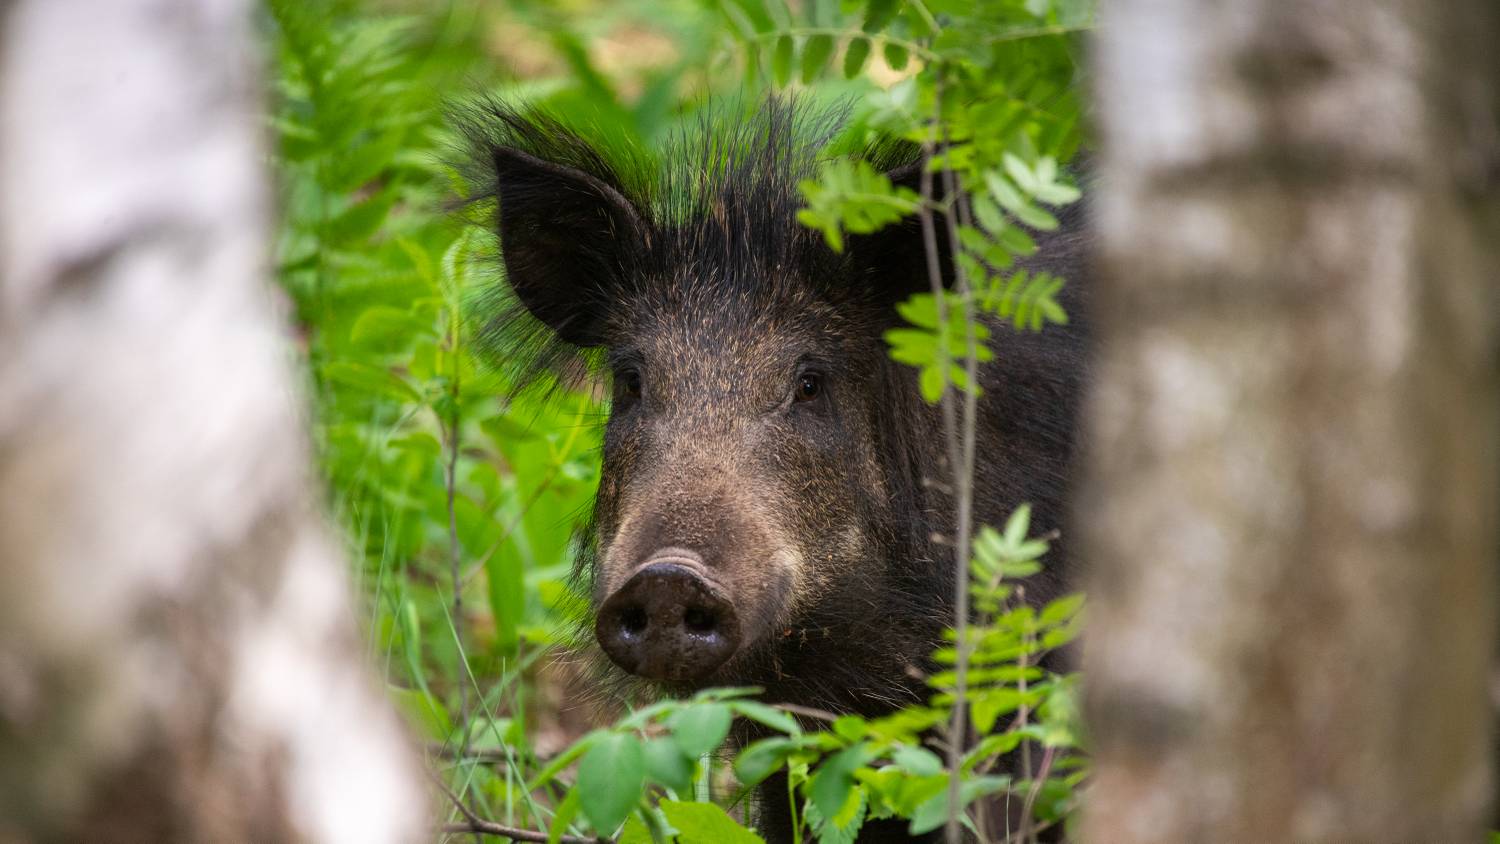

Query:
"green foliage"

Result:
[[718, 0, 1090, 404], [267, 0, 1091, 840], [798, 159, 922, 252]]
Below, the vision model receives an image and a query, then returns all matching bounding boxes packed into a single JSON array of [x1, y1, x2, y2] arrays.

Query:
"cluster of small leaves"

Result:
[[714, 0, 1090, 403], [503, 510, 1083, 843], [717, 0, 931, 86], [874, 150, 1080, 404], [522, 689, 797, 843], [797, 159, 921, 252], [727, 511, 1084, 843]]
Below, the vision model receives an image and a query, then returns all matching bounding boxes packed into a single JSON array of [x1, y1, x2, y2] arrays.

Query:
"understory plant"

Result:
[[265, 0, 1091, 840]]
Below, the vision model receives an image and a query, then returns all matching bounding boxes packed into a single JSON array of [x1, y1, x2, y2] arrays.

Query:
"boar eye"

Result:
[[794, 372, 822, 403], [617, 368, 642, 400]]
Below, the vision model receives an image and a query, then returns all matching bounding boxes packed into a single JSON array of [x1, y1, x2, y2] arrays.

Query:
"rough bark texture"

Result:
[[1080, 1, 1500, 841], [0, 1, 427, 840]]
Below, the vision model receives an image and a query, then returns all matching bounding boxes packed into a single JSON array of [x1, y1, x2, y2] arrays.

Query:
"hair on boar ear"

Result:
[[455, 100, 651, 350], [489, 147, 647, 346]]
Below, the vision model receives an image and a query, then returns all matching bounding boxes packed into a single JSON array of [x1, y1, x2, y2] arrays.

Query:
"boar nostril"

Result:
[[619, 606, 648, 636], [683, 606, 716, 634], [595, 561, 740, 683]]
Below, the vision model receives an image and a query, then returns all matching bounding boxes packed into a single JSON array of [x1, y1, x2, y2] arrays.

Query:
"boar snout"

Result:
[[594, 551, 741, 683]]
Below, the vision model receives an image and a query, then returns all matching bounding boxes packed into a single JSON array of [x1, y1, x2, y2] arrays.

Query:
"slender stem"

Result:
[[1015, 584, 1033, 839], [434, 773, 610, 844], [439, 821, 607, 844], [441, 295, 473, 844], [1017, 743, 1056, 844], [954, 183, 984, 844], [915, 77, 973, 844], [446, 398, 469, 755], [773, 702, 840, 724], [787, 773, 802, 842]]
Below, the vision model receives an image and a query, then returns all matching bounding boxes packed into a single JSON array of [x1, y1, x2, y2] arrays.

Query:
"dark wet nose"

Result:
[[595, 556, 740, 683]]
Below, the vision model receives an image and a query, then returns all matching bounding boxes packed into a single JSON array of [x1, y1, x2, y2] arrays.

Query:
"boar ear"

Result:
[[846, 160, 954, 309], [491, 147, 647, 347]]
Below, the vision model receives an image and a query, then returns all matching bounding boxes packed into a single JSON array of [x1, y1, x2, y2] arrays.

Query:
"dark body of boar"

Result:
[[459, 100, 1088, 843]]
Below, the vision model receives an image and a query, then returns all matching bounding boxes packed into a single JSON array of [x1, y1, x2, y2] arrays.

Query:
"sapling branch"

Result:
[[925, 76, 982, 844], [433, 772, 611, 844]]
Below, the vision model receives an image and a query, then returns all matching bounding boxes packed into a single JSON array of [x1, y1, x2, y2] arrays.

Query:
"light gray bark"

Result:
[[1081, 1, 1500, 841], [0, 1, 427, 840]]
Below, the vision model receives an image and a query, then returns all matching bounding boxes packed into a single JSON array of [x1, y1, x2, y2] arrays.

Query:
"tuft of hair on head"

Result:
[[448, 93, 931, 400]]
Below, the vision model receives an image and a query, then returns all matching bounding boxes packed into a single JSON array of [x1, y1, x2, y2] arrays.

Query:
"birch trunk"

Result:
[[0, 1, 427, 840], [1081, 2, 1500, 840]]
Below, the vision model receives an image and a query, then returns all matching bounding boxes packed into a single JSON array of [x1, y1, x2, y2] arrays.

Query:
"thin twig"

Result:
[[925, 74, 981, 844], [773, 702, 840, 724], [441, 299, 477, 844], [440, 820, 608, 844], [1002, 814, 1060, 844], [444, 333, 471, 761], [430, 744, 543, 765], [432, 773, 610, 844], [1016, 583, 1032, 817], [1017, 744, 1056, 844]]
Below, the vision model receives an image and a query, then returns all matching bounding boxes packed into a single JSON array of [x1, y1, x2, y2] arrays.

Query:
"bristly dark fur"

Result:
[[449, 95, 922, 393], [448, 94, 935, 706]]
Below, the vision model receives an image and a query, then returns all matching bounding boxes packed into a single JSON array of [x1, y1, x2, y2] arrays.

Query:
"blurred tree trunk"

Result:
[[1082, 1, 1500, 841], [0, 1, 426, 841]]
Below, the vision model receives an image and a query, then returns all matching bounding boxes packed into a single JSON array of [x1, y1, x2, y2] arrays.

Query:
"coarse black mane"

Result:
[[450, 95, 924, 394]]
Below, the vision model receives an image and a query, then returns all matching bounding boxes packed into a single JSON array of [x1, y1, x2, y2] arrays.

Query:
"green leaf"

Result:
[[832, 715, 867, 743], [970, 194, 1007, 236], [772, 35, 795, 86], [659, 801, 765, 844], [998, 224, 1038, 257], [1003, 153, 1039, 194], [895, 296, 938, 330], [965, 732, 1024, 768], [801, 34, 834, 83], [1040, 594, 1085, 626], [670, 702, 733, 759], [842, 37, 871, 78], [1003, 504, 1033, 546], [577, 732, 646, 833], [488, 552, 525, 655], [321, 360, 422, 404], [891, 745, 944, 777], [616, 815, 659, 844], [862, 0, 899, 32], [971, 688, 1031, 733], [908, 775, 1011, 835], [805, 785, 865, 844], [349, 305, 434, 348], [919, 365, 946, 403], [731, 700, 802, 734], [324, 190, 396, 245], [643, 737, 695, 795], [387, 685, 452, 741], [882, 41, 909, 71], [549, 789, 583, 844], [809, 744, 872, 822], [734, 736, 803, 787], [985, 170, 1058, 231]]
